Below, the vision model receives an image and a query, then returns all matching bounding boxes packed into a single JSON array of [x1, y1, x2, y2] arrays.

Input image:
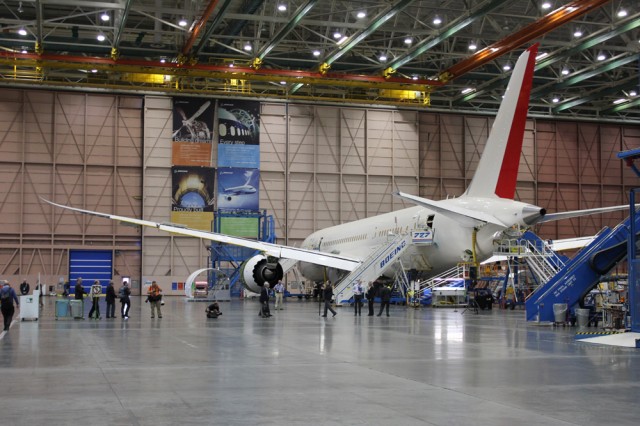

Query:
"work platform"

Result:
[[2, 297, 639, 425]]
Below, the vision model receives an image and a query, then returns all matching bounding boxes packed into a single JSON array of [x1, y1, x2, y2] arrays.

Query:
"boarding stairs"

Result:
[[526, 212, 640, 322], [417, 264, 468, 292], [334, 233, 413, 305]]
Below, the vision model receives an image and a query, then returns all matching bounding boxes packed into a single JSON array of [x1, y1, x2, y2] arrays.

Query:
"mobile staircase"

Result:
[[334, 233, 413, 305], [525, 212, 640, 322]]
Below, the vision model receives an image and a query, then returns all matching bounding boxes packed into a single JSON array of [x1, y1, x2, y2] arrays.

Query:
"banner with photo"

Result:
[[217, 168, 260, 212], [172, 97, 214, 166], [171, 166, 216, 230], [217, 99, 260, 168]]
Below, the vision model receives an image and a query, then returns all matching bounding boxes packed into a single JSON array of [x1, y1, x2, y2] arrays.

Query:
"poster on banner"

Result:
[[171, 166, 216, 230], [217, 99, 260, 168], [172, 97, 214, 166], [217, 168, 259, 212]]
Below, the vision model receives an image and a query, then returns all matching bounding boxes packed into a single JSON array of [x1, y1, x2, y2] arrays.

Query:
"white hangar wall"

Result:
[[0, 88, 638, 291]]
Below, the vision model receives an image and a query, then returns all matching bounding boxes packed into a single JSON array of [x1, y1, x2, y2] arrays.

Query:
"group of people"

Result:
[[350, 280, 393, 317], [73, 277, 133, 320]]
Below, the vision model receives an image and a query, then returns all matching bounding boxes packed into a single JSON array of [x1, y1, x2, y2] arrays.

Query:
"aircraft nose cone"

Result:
[[522, 206, 546, 225]]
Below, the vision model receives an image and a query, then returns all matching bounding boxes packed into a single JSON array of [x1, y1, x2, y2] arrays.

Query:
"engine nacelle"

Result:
[[239, 255, 284, 293]]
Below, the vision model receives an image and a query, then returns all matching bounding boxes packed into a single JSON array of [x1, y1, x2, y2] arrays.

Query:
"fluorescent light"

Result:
[[613, 98, 627, 105], [461, 88, 474, 94], [337, 36, 348, 45], [536, 52, 548, 61]]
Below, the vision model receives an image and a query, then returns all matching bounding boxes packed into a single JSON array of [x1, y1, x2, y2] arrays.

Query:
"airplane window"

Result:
[[230, 127, 236, 136], [219, 124, 227, 137]]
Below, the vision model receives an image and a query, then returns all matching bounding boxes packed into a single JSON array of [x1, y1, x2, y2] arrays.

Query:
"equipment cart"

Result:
[[19, 292, 39, 321], [55, 298, 71, 320]]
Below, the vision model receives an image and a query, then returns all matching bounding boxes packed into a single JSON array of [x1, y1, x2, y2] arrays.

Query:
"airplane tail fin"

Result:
[[464, 44, 538, 199]]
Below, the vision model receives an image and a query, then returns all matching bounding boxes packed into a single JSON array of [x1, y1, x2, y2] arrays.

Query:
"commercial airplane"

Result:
[[42, 44, 633, 294], [220, 170, 257, 201]]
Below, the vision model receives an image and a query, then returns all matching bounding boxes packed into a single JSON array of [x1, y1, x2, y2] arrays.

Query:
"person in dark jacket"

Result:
[[366, 282, 376, 316], [19, 280, 30, 295], [105, 281, 116, 319], [377, 284, 392, 317], [259, 284, 271, 318], [74, 277, 85, 300], [120, 282, 131, 320], [0, 281, 19, 331], [322, 281, 337, 317], [206, 302, 222, 318]]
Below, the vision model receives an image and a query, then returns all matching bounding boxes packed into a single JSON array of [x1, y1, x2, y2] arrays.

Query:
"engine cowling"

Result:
[[239, 255, 284, 293]]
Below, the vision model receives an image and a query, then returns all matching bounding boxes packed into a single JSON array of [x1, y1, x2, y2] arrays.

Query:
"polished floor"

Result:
[[1, 297, 639, 426]]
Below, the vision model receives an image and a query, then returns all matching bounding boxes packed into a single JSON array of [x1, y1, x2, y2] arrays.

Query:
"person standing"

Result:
[[259, 283, 271, 318], [353, 280, 364, 316], [322, 281, 337, 317], [74, 277, 86, 319], [88, 280, 102, 320], [120, 282, 131, 320], [0, 281, 19, 331], [19, 280, 30, 295], [105, 280, 116, 319], [274, 280, 285, 310], [377, 284, 392, 317], [366, 282, 376, 316], [147, 281, 163, 319]]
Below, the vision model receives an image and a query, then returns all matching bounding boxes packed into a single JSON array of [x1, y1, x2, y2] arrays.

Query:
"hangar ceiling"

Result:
[[0, 0, 639, 121]]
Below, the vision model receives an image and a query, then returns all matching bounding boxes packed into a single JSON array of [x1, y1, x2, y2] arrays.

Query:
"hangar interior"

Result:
[[1, 2, 640, 426]]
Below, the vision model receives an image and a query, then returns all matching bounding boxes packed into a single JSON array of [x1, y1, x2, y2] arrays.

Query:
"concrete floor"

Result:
[[1, 297, 639, 426]]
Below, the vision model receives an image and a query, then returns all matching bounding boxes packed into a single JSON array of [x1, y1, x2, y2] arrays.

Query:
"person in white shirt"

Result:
[[88, 280, 102, 320], [353, 280, 364, 316], [274, 280, 285, 310]]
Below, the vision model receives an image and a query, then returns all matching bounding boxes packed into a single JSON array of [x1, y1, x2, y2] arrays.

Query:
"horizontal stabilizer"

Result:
[[537, 204, 638, 223], [393, 191, 506, 227]]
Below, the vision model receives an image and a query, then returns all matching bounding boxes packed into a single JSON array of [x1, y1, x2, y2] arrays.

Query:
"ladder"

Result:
[[334, 233, 413, 305]]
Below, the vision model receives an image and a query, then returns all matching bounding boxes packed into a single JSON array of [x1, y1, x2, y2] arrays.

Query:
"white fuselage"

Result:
[[297, 196, 540, 283]]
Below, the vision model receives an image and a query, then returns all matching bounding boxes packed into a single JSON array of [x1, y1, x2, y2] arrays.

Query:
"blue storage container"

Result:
[[55, 299, 70, 319]]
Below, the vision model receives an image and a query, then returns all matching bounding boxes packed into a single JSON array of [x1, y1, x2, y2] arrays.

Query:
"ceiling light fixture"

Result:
[[333, 31, 342, 39], [412, 75, 418, 80], [503, 62, 511, 71], [573, 28, 583, 38], [541, 1, 552, 10], [379, 54, 388, 62], [97, 34, 106, 42], [597, 51, 606, 61], [18, 1, 23, 13], [178, 18, 188, 27], [617, 9, 628, 18], [337, 36, 348, 45], [630, 90, 637, 97], [404, 37, 413, 45], [18, 28, 27, 36], [244, 43, 252, 51], [280, 81, 286, 85], [277, 4, 287, 12], [468, 41, 477, 51], [461, 88, 474, 94], [613, 98, 627, 105], [536, 52, 548, 61], [552, 96, 560, 103], [312, 50, 321, 57], [101, 12, 110, 22], [433, 15, 442, 25], [561, 67, 570, 75], [357, 11, 366, 19]]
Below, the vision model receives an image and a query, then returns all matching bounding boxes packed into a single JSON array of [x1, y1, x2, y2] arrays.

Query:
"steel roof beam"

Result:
[[321, 0, 416, 68], [180, 0, 221, 58], [192, 0, 234, 56], [113, 0, 133, 52], [255, 0, 318, 63], [212, 0, 265, 54], [602, 97, 640, 114], [386, 0, 507, 73], [34, 0, 42, 53], [553, 77, 639, 112]]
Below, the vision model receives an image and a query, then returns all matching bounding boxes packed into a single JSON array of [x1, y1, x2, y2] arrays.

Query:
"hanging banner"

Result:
[[217, 168, 260, 212], [172, 97, 214, 166], [217, 99, 260, 168], [171, 166, 216, 230]]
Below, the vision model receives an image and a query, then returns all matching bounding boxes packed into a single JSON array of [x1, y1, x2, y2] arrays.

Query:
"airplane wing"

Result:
[[40, 198, 360, 272], [393, 191, 507, 227], [537, 205, 637, 223]]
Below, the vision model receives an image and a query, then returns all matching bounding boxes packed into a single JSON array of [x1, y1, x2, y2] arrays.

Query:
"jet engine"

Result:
[[239, 254, 284, 293]]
